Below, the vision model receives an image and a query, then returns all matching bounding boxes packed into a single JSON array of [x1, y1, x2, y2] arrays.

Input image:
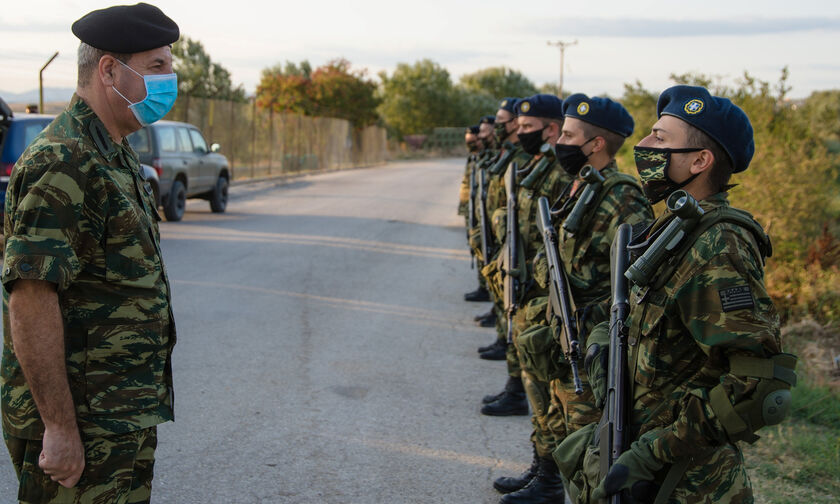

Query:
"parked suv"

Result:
[[0, 99, 55, 219], [128, 120, 230, 221]]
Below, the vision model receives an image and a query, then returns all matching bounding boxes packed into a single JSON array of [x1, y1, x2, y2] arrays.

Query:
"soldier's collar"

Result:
[[70, 94, 120, 161]]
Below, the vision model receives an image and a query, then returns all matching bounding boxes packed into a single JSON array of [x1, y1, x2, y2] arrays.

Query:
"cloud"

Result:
[[530, 17, 840, 38]]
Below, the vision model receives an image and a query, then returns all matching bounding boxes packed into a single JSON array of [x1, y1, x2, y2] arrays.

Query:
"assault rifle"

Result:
[[477, 167, 491, 264], [599, 223, 633, 504], [503, 162, 520, 344], [562, 164, 605, 236], [468, 163, 477, 268], [536, 196, 584, 395]]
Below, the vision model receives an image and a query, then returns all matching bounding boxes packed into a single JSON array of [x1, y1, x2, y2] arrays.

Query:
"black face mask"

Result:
[[554, 137, 596, 175], [518, 127, 547, 156], [480, 136, 495, 149], [494, 121, 511, 144]]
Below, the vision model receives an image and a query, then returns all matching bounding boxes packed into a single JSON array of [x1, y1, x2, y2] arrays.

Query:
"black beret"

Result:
[[562, 93, 634, 138], [466, 125, 480, 135], [479, 115, 496, 125], [498, 97, 519, 114], [657, 85, 754, 173], [514, 94, 563, 120], [72, 3, 179, 53]]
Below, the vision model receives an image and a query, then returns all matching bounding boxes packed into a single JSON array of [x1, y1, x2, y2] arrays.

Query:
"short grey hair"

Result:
[[77, 42, 130, 87]]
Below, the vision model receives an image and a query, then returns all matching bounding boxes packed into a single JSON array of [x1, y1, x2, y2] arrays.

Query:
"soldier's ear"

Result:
[[99, 55, 117, 86], [689, 149, 715, 175]]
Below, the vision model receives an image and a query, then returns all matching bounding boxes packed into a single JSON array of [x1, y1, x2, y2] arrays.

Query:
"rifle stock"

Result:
[[536, 196, 584, 395]]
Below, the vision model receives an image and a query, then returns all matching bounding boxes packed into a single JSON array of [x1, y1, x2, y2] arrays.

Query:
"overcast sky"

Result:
[[3, 0, 839, 100]]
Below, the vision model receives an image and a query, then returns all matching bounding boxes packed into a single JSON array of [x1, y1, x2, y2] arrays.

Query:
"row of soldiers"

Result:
[[456, 86, 797, 504]]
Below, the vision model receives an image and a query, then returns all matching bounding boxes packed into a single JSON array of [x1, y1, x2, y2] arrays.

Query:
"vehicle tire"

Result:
[[209, 175, 229, 213], [164, 180, 186, 222]]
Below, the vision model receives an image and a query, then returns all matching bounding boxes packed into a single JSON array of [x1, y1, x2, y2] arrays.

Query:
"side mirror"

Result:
[[210, 143, 221, 153]]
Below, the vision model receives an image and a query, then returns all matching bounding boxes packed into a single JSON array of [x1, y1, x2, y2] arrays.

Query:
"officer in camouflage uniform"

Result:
[[458, 124, 482, 220], [474, 99, 531, 356], [2, 4, 179, 502], [480, 95, 569, 420], [465, 116, 500, 304], [499, 95, 653, 503], [468, 116, 499, 325], [476, 99, 532, 359], [561, 86, 795, 504]]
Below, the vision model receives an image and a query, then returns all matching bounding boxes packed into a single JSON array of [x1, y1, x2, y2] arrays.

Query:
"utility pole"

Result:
[[39, 51, 59, 114], [546, 40, 577, 98]]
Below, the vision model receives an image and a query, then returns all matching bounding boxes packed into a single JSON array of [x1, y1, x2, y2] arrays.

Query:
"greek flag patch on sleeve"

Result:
[[719, 285, 755, 312]]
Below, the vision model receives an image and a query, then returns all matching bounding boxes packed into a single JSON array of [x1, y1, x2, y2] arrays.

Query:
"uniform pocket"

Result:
[[104, 214, 159, 289], [633, 301, 667, 388], [84, 321, 163, 414]]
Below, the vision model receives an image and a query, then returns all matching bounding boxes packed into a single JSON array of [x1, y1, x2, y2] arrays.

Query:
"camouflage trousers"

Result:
[[4, 426, 157, 504], [515, 296, 600, 459], [663, 444, 753, 504]]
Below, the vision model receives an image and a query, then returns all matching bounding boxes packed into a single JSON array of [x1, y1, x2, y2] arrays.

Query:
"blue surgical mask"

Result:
[[112, 60, 178, 126]]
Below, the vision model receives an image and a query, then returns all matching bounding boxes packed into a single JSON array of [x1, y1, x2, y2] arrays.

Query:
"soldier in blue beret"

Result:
[[2, 3, 179, 502], [498, 94, 653, 503], [486, 93, 582, 502], [567, 87, 793, 503]]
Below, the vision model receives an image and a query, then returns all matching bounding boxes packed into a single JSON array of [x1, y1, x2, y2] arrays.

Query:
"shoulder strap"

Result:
[[650, 206, 772, 291], [575, 171, 642, 233]]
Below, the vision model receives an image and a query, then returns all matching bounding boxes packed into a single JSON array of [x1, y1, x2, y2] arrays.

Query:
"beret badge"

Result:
[[577, 102, 590, 116], [520, 101, 531, 113], [684, 99, 705, 115]]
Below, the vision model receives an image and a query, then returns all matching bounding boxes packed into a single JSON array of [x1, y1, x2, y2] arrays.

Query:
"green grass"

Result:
[[745, 380, 840, 503]]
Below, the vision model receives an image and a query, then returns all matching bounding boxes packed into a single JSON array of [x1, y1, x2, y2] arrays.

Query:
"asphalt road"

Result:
[[0, 158, 538, 503]]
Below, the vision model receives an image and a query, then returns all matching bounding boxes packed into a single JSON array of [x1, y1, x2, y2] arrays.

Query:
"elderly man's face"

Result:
[[108, 45, 173, 131]]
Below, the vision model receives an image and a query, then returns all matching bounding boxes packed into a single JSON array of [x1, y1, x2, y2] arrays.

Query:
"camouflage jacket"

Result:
[[545, 163, 652, 332], [625, 192, 782, 464], [2, 94, 175, 439], [488, 143, 532, 244]]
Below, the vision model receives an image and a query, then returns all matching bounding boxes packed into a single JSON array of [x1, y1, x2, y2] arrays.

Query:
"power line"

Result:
[[546, 40, 578, 98]]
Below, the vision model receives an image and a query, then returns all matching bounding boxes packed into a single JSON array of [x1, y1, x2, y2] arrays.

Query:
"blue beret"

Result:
[[498, 98, 518, 114], [514, 94, 564, 120], [562, 93, 634, 138], [72, 3, 179, 53], [657, 85, 754, 173], [480, 115, 496, 125], [466, 125, 480, 135]]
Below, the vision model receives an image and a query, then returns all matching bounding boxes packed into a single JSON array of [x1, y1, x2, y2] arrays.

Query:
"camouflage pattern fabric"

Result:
[[1, 94, 176, 441], [4, 426, 157, 504], [618, 192, 781, 501], [519, 163, 651, 463], [556, 162, 653, 323]]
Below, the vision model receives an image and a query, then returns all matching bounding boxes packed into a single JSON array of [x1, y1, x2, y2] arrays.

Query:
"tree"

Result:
[[172, 36, 246, 102], [458, 66, 539, 100], [310, 59, 380, 127], [378, 59, 460, 137], [256, 61, 314, 115]]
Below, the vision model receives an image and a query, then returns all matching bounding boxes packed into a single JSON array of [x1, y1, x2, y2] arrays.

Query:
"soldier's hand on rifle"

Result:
[[592, 428, 665, 502], [584, 321, 610, 409]]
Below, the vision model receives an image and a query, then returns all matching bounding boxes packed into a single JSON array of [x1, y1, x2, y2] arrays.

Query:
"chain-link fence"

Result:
[[166, 95, 388, 180]]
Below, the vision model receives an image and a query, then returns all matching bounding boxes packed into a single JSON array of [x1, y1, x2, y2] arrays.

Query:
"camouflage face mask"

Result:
[[494, 121, 512, 144], [633, 146, 703, 204]]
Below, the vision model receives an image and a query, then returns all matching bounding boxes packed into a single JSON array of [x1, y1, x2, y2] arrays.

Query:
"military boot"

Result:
[[474, 309, 495, 322], [481, 377, 528, 416], [479, 341, 507, 360], [478, 338, 503, 353], [482, 376, 522, 404], [464, 287, 491, 302], [499, 456, 565, 503], [478, 313, 498, 327], [493, 445, 538, 494]]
